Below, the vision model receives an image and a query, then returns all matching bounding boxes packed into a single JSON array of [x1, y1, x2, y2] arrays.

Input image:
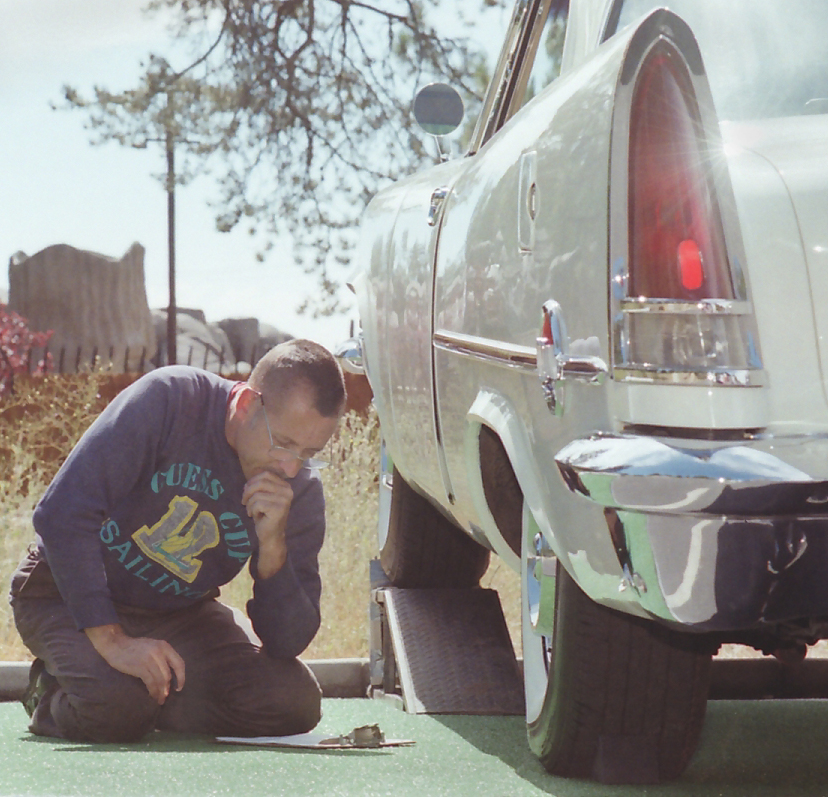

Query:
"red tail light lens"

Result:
[[678, 239, 704, 290], [628, 43, 733, 301], [613, 36, 762, 379]]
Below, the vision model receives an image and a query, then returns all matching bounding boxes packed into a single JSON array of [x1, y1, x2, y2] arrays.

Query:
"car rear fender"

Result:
[[464, 389, 635, 608]]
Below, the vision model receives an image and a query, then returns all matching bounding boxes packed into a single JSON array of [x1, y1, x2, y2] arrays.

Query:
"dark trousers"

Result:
[[10, 554, 321, 743]]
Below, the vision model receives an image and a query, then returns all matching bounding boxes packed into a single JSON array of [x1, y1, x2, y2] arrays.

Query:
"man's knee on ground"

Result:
[[256, 657, 322, 734], [65, 679, 158, 743], [227, 656, 322, 736], [283, 676, 322, 734]]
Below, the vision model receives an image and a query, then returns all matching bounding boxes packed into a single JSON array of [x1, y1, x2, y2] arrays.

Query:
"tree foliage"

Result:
[[62, 0, 495, 316]]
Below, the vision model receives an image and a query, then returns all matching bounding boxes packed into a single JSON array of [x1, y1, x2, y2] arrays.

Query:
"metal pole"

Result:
[[166, 96, 177, 366]]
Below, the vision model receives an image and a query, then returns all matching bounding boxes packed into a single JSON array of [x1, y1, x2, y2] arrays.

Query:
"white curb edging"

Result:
[[0, 658, 370, 702], [0, 662, 30, 701]]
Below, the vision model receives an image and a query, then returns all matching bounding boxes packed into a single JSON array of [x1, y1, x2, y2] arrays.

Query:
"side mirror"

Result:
[[413, 83, 464, 137], [334, 335, 365, 375]]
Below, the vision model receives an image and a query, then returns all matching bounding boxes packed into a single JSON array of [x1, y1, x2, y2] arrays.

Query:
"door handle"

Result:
[[518, 151, 537, 252], [428, 186, 449, 226]]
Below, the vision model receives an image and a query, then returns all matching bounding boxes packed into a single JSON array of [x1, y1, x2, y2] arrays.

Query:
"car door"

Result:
[[363, 0, 558, 508], [379, 160, 469, 502]]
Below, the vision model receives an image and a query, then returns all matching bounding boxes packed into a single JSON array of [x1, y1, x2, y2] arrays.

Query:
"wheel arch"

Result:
[[464, 389, 557, 572]]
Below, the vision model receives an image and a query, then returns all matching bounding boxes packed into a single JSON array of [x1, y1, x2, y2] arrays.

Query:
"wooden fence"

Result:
[[24, 342, 272, 375]]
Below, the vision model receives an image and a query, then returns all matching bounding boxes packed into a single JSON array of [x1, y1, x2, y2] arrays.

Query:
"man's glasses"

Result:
[[254, 391, 330, 470]]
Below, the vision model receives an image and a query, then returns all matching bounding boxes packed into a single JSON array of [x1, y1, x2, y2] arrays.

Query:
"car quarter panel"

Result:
[[357, 0, 828, 625], [432, 29, 639, 603], [727, 116, 828, 421], [722, 126, 828, 431]]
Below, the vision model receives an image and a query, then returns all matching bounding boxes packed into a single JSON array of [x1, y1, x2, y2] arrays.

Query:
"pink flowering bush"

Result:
[[0, 305, 53, 394]]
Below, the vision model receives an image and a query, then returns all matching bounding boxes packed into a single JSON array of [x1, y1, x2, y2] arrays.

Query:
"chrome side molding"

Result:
[[433, 330, 536, 371]]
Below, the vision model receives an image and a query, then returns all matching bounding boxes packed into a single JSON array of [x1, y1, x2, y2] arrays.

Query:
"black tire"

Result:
[[380, 466, 490, 587], [527, 561, 711, 784]]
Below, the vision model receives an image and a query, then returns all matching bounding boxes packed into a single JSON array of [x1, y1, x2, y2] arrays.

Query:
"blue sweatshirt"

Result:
[[32, 366, 325, 658]]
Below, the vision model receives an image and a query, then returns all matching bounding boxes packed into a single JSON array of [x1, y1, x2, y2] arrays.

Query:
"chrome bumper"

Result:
[[555, 433, 828, 630]]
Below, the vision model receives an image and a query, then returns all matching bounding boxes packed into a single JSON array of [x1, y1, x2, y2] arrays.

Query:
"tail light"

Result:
[[612, 35, 762, 382], [628, 42, 733, 302]]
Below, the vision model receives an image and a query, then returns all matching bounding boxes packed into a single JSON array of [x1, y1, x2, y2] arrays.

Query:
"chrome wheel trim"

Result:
[[521, 501, 552, 724], [377, 438, 393, 552]]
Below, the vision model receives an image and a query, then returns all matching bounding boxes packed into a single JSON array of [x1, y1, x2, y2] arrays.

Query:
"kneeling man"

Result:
[[10, 339, 345, 742]]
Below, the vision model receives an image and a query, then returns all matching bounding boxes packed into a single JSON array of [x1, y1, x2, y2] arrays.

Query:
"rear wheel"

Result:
[[379, 462, 490, 588], [521, 504, 711, 784]]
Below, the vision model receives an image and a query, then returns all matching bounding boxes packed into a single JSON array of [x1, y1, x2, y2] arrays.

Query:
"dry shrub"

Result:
[[0, 374, 112, 491], [307, 411, 383, 658], [0, 480, 41, 660], [0, 373, 121, 658]]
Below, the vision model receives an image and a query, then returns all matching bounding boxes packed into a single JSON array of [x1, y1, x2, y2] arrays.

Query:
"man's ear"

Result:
[[237, 385, 260, 418]]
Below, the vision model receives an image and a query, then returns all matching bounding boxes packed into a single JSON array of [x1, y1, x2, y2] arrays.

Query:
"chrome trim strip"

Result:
[[614, 367, 766, 387], [435, 331, 766, 386], [621, 299, 752, 315], [433, 330, 537, 371]]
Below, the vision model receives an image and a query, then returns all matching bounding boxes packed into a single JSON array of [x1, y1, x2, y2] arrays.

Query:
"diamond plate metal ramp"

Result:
[[372, 586, 524, 715]]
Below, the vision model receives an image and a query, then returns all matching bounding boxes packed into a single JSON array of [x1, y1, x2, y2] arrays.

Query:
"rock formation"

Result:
[[217, 317, 292, 368], [152, 308, 236, 374], [8, 243, 155, 373], [6, 242, 341, 379]]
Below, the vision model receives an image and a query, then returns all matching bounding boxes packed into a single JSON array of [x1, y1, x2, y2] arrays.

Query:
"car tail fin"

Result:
[[609, 13, 763, 386]]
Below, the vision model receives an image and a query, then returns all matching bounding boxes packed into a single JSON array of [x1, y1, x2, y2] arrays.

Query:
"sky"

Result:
[[1, 0, 358, 351]]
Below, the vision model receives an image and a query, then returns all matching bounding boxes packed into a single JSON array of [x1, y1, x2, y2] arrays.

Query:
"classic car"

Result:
[[342, 0, 828, 784]]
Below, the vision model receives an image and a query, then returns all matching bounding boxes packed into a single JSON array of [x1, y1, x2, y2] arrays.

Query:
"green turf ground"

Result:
[[2, 697, 828, 796]]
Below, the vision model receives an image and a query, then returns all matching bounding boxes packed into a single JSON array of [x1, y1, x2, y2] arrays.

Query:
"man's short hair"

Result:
[[248, 339, 346, 418]]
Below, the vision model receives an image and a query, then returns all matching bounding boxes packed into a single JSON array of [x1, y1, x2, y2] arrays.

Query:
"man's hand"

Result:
[[85, 623, 185, 705], [241, 470, 293, 579]]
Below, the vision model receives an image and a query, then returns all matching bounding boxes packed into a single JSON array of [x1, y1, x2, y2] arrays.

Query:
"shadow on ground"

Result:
[[434, 699, 828, 796]]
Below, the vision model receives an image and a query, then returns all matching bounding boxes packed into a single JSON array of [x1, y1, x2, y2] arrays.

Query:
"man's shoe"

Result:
[[21, 659, 55, 719]]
